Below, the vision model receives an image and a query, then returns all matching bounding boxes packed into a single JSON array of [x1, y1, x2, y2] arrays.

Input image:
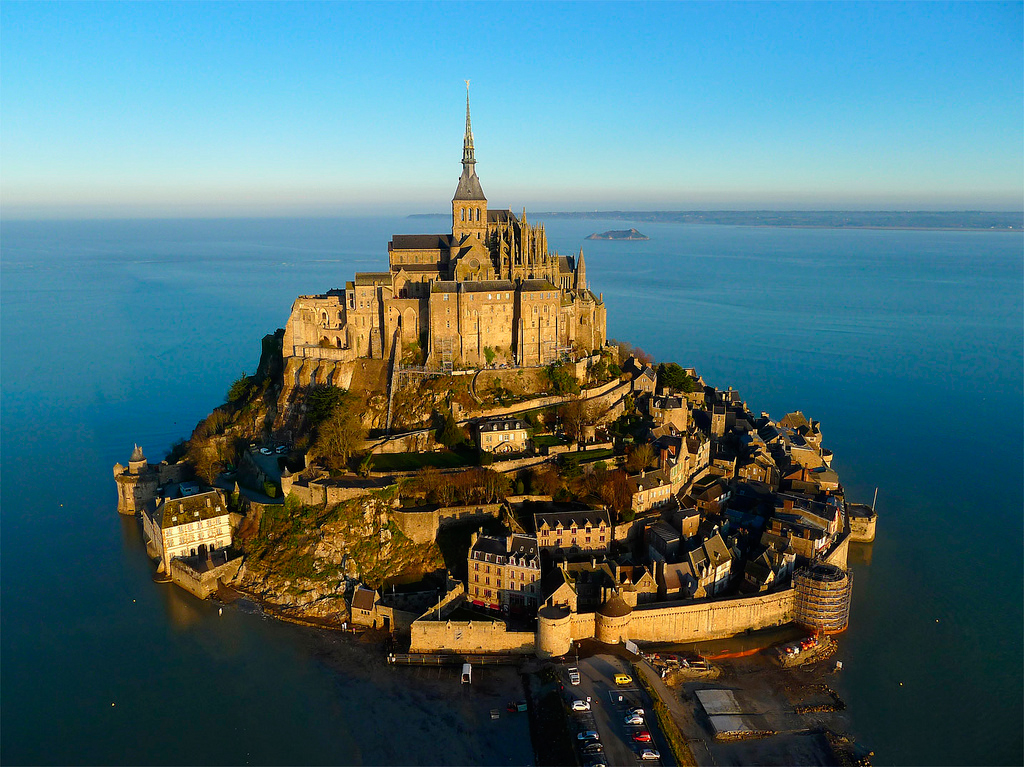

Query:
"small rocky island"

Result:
[[111, 99, 877, 767], [587, 228, 649, 240]]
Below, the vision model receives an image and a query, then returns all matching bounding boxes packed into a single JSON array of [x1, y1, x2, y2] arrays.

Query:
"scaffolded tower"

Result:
[[793, 562, 852, 634]]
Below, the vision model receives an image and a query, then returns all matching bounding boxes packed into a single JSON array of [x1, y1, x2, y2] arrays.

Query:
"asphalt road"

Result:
[[561, 654, 675, 767]]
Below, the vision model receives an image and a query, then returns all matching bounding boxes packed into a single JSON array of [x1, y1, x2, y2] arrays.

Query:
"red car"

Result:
[[632, 731, 653, 743]]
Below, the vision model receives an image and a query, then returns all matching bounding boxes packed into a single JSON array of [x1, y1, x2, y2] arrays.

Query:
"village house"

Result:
[[614, 563, 659, 606], [534, 509, 611, 555], [686, 476, 732, 515], [629, 469, 677, 513], [760, 493, 842, 559], [467, 531, 541, 613], [476, 416, 530, 455], [646, 394, 689, 432], [741, 547, 796, 593], [141, 486, 231, 574], [541, 565, 578, 611]]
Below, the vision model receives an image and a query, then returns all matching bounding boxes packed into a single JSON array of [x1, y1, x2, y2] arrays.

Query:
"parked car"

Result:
[[640, 749, 661, 761], [571, 699, 591, 712], [568, 667, 581, 685], [624, 714, 644, 726], [577, 730, 599, 741], [614, 674, 633, 686], [581, 743, 604, 756], [628, 707, 645, 717], [632, 731, 652, 743]]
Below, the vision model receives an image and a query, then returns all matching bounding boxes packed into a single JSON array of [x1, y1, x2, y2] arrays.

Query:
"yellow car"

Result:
[[614, 674, 633, 686]]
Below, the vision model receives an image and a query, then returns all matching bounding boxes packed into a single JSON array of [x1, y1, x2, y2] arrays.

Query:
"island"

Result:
[[587, 227, 649, 240], [113, 94, 876, 766]]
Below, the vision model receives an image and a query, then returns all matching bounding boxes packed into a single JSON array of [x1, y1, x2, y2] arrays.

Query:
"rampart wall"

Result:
[[169, 556, 244, 600], [392, 504, 503, 545], [627, 589, 796, 643], [409, 618, 536, 654]]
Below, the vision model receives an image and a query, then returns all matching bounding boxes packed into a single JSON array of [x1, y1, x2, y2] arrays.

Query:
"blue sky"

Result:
[[2, 1, 1022, 217]]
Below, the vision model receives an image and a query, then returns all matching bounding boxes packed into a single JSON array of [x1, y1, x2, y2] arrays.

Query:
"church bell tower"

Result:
[[452, 83, 488, 252]]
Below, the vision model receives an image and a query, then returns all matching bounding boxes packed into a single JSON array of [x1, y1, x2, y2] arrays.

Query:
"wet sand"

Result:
[[278, 624, 535, 766]]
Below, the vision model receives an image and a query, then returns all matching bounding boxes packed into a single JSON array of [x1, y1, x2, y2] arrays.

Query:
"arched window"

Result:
[[461, 209, 466, 221]]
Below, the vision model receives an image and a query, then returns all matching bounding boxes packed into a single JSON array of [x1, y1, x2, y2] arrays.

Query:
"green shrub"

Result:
[[263, 481, 278, 498]]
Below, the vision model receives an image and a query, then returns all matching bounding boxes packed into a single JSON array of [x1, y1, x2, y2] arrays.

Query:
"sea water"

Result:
[[1, 216, 1021, 765]]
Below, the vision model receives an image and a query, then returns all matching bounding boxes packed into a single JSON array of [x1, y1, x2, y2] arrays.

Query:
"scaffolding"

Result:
[[439, 335, 454, 374], [793, 562, 852, 635]]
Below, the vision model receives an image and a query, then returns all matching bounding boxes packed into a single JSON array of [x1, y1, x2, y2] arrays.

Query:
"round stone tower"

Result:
[[536, 604, 572, 659], [128, 444, 147, 475], [595, 595, 633, 645]]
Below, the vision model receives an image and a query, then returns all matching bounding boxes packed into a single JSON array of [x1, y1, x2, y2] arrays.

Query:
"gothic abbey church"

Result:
[[282, 92, 607, 371]]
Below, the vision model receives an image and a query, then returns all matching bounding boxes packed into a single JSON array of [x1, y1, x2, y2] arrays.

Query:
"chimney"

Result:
[[470, 531, 479, 547]]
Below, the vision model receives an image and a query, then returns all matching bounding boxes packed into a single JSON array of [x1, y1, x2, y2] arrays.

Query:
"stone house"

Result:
[[629, 469, 676, 513], [141, 487, 231, 574], [647, 395, 689, 432], [467, 531, 541, 614], [477, 417, 530, 455], [534, 509, 611, 555], [350, 586, 381, 628], [686, 476, 731, 515], [614, 564, 659, 606]]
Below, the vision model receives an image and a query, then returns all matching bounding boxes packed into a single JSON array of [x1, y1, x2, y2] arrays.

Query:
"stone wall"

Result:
[[570, 611, 597, 641], [169, 555, 244, 600], [392, 504, 503, 545], [627, 589, 796, 643], [849, 515, 877, 543], [409, 618, 536, 654], [365, 430, 438, 455]]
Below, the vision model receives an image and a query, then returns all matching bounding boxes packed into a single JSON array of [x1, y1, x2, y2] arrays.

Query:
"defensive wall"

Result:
[[392, 503, 503, 545], [411, 586, 800, 658], [409, 618, 536, 655], [169, 555, 244, 600]]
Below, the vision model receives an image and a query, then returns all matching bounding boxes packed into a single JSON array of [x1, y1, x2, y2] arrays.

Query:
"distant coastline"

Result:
[[410, 210, 1023, 231]]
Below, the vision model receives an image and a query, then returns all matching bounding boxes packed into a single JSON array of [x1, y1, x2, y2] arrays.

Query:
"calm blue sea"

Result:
[[2, 216, 1021, 765]]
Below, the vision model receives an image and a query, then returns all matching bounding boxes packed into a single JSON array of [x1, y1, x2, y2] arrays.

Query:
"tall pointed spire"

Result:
[[462, 81, 475, 167], [453, 81, 486, 202]]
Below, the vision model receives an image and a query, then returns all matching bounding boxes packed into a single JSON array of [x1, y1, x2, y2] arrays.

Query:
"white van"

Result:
[[461, 664, 472, 684]]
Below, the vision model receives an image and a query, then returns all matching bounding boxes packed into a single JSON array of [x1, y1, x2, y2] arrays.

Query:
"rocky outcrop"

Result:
[[233, 493, 443, 625]]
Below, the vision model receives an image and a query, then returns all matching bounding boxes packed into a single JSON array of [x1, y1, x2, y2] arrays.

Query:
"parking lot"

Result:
[[562, 654, 674, 767]]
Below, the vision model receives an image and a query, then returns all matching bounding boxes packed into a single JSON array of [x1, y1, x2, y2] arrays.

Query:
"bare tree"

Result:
[[312, 407, 365, 470], [559, 399, 596, 443], [625, 443, 655, 474]]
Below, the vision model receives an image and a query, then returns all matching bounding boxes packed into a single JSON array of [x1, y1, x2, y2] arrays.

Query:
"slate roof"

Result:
[[156, 490, 228, 530], [649, 521, 681, 547], [470, 534, 507, 560], [534, 508, 611, 532], [431, 281, 459, 293], [520, 279, 559, 292], [479, 417, 529, 433], [557, 255, 575, 273], [454, 168, 486, 201], [351, 587, 377, 612], [462, 280, 515, 293], [488, 209, 517, 223], [631, 469, 672, 492], [390, 234, 452, 250], [354, 271, 391, 286]]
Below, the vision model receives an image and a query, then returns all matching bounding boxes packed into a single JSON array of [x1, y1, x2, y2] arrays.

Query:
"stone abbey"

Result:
[[283, 92, 607, 371]]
